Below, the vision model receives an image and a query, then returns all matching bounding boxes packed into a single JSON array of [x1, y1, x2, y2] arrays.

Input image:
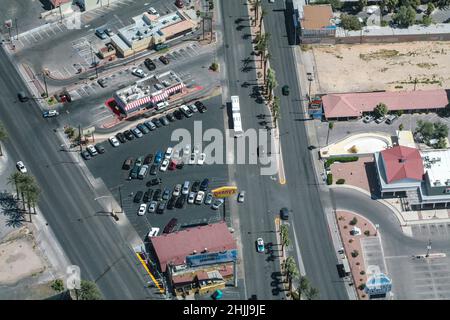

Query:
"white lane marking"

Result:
[[290, 220, 307, 276]]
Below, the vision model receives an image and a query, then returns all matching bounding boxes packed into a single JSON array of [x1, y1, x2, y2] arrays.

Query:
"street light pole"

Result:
[[42, 71, 48, 98], [426, 239, 432, 258]]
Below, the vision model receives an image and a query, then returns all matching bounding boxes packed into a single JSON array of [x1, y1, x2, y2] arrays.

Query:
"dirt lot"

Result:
[[312, 41, 450, 93]]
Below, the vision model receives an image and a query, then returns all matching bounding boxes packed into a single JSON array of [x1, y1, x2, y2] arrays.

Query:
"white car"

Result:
[[138, 203, 147, 216], [238, 191, 245, 203], [148, 201, 157, 213], [256, 238, 265, 253], [132, 68, 147, 78], [87, 144, 98, 156], [212, 198, 224, 210], [193, 144, 200, 154], [188, 104, 198, 113], [195, 191, 205, 204], [173, 184, 182, 197], [197, 153, 206, 165], [16, 161, 27, 173], [183, 144, 191, 157], [109, 136, 120, 147], [148, 7, 160, 17], [188, 192, 196, 204], [188, 152, 197, 165], [147, 227, 160, 238], [160, 158, 170, 171], [165, 147, 173, 159]]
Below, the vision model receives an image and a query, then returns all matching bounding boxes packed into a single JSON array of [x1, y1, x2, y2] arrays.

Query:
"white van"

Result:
[[138, 165, 149, 180], [156, 101, 169, 111]]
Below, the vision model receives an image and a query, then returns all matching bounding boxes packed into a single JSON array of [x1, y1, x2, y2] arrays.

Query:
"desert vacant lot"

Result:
[[312, 41, 450, 93]]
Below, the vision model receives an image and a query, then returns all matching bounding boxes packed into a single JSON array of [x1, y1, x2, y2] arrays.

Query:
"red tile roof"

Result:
[[381, 146, 424, 183], [322, 90, 448, 118], [151, 222, 236, 272]]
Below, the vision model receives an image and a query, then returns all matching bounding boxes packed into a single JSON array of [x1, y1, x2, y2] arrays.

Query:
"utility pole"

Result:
[[15, 18, 18, 40], [118, 186, 123, 213], [42, 71, 48, 98], [426, 239, 432, 258], [78, 125, 82, 152]]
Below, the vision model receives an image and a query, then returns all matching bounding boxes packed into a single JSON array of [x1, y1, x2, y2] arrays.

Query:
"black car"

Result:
[[166, 113, 175, 122], [149, 164, 158, 175], [124, 130, 134, 140], [191, 181, 200, 192], [137, 123, 150, 134], [173, 109, 184, 120], [144, 154, 154, 165], [176, 161, 184, 170], [116, 132, 126, 143], [147, 177, 162, 186], [280, 207, 289, 220], [18, 91, 29, 102], [160, 116, 169, 126], [200, 178, 209, 191], [157, 201, 166, 214], [151, 118, 162, 128], [153, 189, 162, 201], [175, 194, 186, 208], [81, 150, 91, 160], [167, 196, 177, 210], [144, 58, 156, 71], [195, 101, 207, 113], [143, 189, 153, 203], [163, 218, 178, 234], [95, 144, 105, 154], [133, 191, 143, 203], [159, 55, 169, 65]]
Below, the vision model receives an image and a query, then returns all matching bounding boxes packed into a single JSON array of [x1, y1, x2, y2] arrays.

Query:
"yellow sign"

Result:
[[212, 186, 238, 198]]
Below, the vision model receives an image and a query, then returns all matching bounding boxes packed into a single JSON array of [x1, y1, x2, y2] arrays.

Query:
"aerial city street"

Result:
[[0, 0, 450, 302]]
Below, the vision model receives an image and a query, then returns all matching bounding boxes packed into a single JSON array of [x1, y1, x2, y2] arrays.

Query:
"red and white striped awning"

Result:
[[151, 91, 169, 104], [124, 95, 153, 112], [166, 83, 185, 95]]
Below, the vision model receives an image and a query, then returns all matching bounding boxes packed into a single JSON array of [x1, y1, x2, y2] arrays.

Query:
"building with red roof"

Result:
[[322, 90, 448, 120]]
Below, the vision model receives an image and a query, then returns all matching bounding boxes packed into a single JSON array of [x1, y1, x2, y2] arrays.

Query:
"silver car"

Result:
[[212, 198, 224, 210], [238, 191, 245, 203], [132, 127, 143, 138], [148, 201, 158, 213], [188, 192, 196, 204], [204, 193, 213, 205]]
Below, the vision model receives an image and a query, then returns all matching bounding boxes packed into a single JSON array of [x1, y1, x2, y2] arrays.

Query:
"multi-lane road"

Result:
[[0, 46, 156, 299]]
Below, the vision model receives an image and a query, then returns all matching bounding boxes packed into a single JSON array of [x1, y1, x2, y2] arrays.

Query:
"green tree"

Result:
[[399, 123, 404, 131], [435, 137, 447, 149], [272, 96, 281, 129], [374, 103, 389, 118], [433, 121, 449, 139], [305, 287, 320, 300], [328, 121, 334, 130], [259, 8, 267, 37], [51, 279, 65, 292], [77, 280, 102, 300], [358, 0, 368, 11], [280, 224, 290, 256], [422, 15, 433, 26], [382, 0, 399, 12], [434, 0, 450, 9], [427, 2, 435, 14], [284, 256, 299, 292], [266, 68, 277, 101], [7, 172, 24, 201], [252, 0, 261, 26], [296, 276, 310, 299], [393, 6, 416, 28], [340, 14, 362, 31], [263, 52, 271, 84], [210, 62, 219, 71], [0, 122, 7, 156]]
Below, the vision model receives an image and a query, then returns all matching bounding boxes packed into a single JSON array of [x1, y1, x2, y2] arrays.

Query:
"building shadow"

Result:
[[364, 161, 381, 199]]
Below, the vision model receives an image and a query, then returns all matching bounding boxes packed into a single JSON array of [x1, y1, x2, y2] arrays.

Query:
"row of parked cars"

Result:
[[105, 101, 208, 151], [135, 178, 225, 216], [81, 144, 106, 160], [363, 114, 398, 125]]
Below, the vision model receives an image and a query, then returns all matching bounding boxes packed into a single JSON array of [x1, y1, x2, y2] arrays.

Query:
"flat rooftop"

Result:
[[422, 149, 450, 187]]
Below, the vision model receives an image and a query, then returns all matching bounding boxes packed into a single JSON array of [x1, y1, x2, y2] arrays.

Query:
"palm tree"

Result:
[[280, 224, 290, 256], [24, 180, 40, 222], [284, 256, 299, 292], [0, 122, 7, 156], [7, 172, 24, 200], [305, 287, 319, 300], [253, 0, 261, 27], [297, 276, 310, 299], [259, 8, 267, 36], [266, 68, 277, 101], [272, 97, 281, 128], [263, 52, 271, 84]]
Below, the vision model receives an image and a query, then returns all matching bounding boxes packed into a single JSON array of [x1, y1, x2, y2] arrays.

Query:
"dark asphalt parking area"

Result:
[[85, 96, 232, 240]]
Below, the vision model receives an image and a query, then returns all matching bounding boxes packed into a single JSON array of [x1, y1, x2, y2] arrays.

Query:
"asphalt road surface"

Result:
[[0, 46, 157, 299]]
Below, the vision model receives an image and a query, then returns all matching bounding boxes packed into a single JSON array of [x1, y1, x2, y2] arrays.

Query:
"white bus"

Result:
[[231, 95, 243, 137]]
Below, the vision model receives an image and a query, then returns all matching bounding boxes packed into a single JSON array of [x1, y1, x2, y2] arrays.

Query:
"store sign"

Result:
[[212, 186, 237, 198], [186, 249, 237, 267]]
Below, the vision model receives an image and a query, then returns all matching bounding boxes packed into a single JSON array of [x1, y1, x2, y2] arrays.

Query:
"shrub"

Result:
[[399, 123, 404, 131], [336, 179, 346, 185], [349, 239, 353, 243], [351, 250, 359, 257], [380, 20, 389, 27], [328, 121, 334, 130], [422, 15, 433, 26], [210, 62, 219, 71], [349, 217, 358, 225], [364, 230, 370, 236], [340, 14, 362, 31], [51, 279, 65, 292], [358, 283, 366, 290], [325, 156, 359, 169], [360, 270, 366, 275], [392, 6, 416, 28], [326, 173, 333, 185], [349, 145, 358, 153]]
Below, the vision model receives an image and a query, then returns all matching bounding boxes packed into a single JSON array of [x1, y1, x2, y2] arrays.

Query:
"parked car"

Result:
[[200, 178, 209, 191], [87, 145, 98, 156], [153, 189, 162, 201], [135, 156, 144, 167], [160, 116, 169, 126], [95, 28, 107, 39], [43, 110, 59, 118], [180, 105, 193, 118], [144, 58, 156, 71], [176, 161, 185, 170], [116, 132, 126, 143], [195, 191, 205, 204], [212, 198, 224, 210], [175, 0, 184, 8], [109, 136, 120, 147], [175, 194, 187, 208], [191, 181, 200, 192], [167, 196, 177, 210], [363, 115, 375, 123], [137, 123, 150, 134], [16, 161, 27, 173], [149, 164, 158, 175], [157, 201, 166, 214], [94, 144, 105, 154], [148, 177, 162, 186], [123, 130, 134, 140], [148, 6, 159, 16], [154, 151, 164, 164], [122, 157, 133, 170], [256, 238, 265, 253], [282, 85, 290, 96], [132, 127, 143, 138], [133, 191, 143, 203], [182, 181, 190, 195], [138, 165, 149, 179], [280, 207, 289, 220], [148, 201, 157, 213], [173, 109, 184, 120], [97, 78, 108, 88], [197, 153, 206, 165], [159, 55, 169, 65], [147, 227, 160, 238], [188, 104, 198, 113], [129, 165, 140, 179], [163, 218, 178, 234], [166, 113, 175, 122], [375, 116, 386, 124], [238, 191, 245, 203], [144, 154, 154, 165], [162, 188, 171, 201], [183, 144, 191, 157], [195, 101, 207, 113], [143, 189, 153, 203], [204, 193, 213, 205], [132, 68, 147, 78], [189, 153, 197, 165], [160, 158, 170, 171], [165, 147, 173, 159], [138, 203, 147, 216], [385, 114, 398, 125], [169, 160, 177, 171], [144, 121, 156, 131], [173, 184, 182, 197], [152, 118, 162, 128], [188, 192, 196, 204], [81, 150, 91, 160]]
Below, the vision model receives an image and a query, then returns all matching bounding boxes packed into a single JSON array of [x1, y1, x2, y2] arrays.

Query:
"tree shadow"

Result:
[[0, 191, 25, 228]]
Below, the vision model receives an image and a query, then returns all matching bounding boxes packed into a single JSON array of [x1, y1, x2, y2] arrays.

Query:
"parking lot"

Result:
[[84, 96, 234, 240]]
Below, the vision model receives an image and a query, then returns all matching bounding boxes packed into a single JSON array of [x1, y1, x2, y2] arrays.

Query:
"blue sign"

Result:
[[186, 249, 237, 267]]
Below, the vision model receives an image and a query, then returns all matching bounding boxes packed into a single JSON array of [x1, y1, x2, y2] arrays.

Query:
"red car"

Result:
[[169, 160, 177, 171], [175, 0, 184, 8]]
